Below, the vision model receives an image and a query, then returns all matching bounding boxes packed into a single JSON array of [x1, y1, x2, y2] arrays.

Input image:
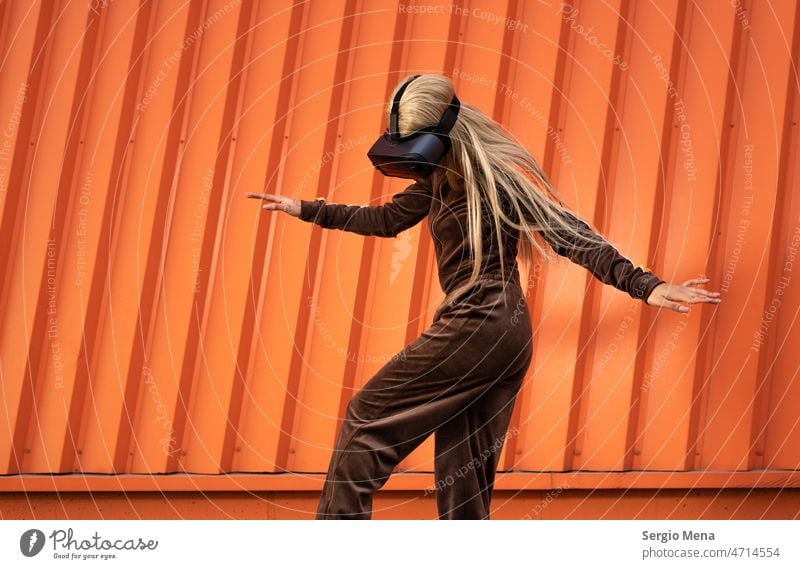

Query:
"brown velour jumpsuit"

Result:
[[298, 173, 665, 519]]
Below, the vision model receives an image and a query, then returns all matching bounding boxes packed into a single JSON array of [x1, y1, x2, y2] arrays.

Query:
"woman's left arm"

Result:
[[545, 209, 721, 312]]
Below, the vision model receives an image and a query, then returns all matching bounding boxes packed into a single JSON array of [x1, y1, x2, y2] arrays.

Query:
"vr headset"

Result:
[[367, 74, 461, 181]]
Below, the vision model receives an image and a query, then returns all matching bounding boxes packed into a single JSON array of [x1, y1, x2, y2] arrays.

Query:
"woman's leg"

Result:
[[432, 367, 526, 520], [314, 324, 499, 519], [314, 385, 440, 519], [315, 278, 532, 519]]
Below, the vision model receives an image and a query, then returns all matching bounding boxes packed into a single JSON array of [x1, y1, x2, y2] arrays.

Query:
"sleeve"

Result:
[[543, 208, 667, 302], [297, 177, 433, 238]]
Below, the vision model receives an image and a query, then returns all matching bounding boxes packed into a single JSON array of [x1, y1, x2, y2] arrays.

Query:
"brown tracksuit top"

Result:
[[299, 175, 666, 302], [297, 174, 666, 520]]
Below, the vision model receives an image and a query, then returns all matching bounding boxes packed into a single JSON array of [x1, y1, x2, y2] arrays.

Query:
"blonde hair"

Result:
[[386, 73, 609, 294]]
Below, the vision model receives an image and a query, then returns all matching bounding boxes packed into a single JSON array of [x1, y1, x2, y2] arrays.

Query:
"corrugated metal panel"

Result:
[[0, 0, 798, 490]]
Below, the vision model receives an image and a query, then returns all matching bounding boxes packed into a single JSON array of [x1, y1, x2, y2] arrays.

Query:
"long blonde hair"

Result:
[[386, 73, 609, 293]]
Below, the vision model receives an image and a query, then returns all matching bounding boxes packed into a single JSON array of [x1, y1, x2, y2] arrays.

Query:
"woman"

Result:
[[247, 74, 721, 520]]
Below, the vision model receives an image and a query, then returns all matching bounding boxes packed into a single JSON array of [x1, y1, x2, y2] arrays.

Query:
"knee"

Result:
[[343, 397, 365, 426], [343, 392, 379, 426]]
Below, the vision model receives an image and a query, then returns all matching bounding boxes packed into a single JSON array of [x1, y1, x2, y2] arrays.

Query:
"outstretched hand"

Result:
[[246, 192, 301, 217], [645, 276, 721, 313]]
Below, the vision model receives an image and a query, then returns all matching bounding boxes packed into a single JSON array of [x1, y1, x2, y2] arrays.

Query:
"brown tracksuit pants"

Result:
[[314, 269, 532, 519]]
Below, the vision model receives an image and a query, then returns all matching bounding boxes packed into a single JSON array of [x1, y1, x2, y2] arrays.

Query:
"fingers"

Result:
[[665, 293, 720, 306], [245, 192, 282, 202], [245, 192, 293, 213], [649, 294, 689, 313], [660, 299, 689, 313], [669, 287, 722, 305], [264, 201, 294, 213], [674, 277, 722, 304], [681, 277, 721, 297], [682, 276, 710, 287], [691, 288, 721, 301]]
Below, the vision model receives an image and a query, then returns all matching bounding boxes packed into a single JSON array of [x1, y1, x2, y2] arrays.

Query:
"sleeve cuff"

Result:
[[631, 271, 666, 302], [299, 197, 325, 223]]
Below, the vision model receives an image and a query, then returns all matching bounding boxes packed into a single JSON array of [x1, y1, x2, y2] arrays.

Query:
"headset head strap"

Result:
[[388, 75, 460, 146], [389, 74, 420, 141]]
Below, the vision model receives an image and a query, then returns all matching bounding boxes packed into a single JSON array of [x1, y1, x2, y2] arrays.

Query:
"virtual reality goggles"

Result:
[[367, 74, 460, 181]]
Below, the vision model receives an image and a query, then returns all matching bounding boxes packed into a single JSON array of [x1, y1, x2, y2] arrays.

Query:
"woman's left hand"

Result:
[[645, 276, 721, 313]]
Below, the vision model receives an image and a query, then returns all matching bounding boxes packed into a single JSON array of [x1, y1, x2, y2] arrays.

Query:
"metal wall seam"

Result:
[[235, 0, 302, 473], [749, 0, 800, 471], [0, 0, 48, 475], [630, 0, 686, 473]]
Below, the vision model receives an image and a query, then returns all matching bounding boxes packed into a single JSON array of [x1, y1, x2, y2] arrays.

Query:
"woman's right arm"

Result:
[[297, 177, 433, 237], [542, 208, 666, 302], [537, 205, 721, 312]]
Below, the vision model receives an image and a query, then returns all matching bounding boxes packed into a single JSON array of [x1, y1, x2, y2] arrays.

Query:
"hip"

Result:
[[428, 275, 533, 379], [433, 269, 530, 329]]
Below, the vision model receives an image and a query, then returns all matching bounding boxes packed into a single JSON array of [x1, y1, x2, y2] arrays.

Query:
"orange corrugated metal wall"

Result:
[[0, 0, 798, 506]]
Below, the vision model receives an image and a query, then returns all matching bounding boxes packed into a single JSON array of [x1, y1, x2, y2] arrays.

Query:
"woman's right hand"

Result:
[[245, 192, 301, 217], [645, 276, 721, 313]]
